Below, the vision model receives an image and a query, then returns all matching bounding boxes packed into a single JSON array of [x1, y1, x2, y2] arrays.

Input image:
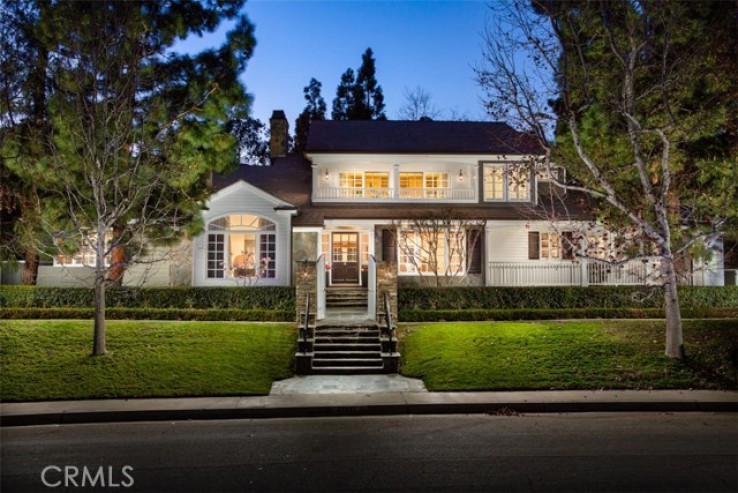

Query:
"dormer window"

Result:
[[483, 163, 530, 202]]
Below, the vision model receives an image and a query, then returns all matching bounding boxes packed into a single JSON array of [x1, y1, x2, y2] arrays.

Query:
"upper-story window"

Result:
[[484, 163, 530, 202], [338, 171, 390, 198], [399, 171, 449, 199]]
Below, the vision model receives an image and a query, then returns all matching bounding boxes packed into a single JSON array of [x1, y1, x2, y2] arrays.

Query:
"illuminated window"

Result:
[[53, 231, 112, 267], [338, 172, 363, 198], [364, 172, 390, 198], [206, 214, 277, 279], [484, 164, 530, 201], [399, 172, 449, 199], [397, 229, 466, 275]]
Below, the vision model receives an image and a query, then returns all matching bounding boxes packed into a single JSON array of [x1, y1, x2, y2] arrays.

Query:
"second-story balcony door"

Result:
[[331, 232, 359, 284]]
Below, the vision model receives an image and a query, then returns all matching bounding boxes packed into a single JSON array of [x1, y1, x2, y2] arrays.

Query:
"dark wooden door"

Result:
[[331, 232, 359, 284]]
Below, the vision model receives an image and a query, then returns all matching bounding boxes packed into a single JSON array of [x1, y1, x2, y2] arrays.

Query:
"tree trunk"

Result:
[[93, 226, 107, 356], [22, 248, 39, 285], [106, 224, 126, 287], [662, 255, 684, 359]]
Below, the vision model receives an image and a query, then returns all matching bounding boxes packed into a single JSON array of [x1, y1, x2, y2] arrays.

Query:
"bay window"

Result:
[[206, 214, 277, 279]]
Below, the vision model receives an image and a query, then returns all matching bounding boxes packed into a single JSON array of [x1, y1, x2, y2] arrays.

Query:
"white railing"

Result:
[[316, 254, 326, 320], [368, 255, 377, 319], [314, 186, 476, 201], [487, 259, 657, 287]]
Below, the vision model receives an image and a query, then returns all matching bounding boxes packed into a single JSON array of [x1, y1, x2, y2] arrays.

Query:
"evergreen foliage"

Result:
[[294, 78, 326, 152], [331, 48, 386, 120]]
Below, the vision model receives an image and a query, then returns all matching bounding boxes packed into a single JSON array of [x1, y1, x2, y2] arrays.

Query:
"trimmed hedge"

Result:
[[399, 286, 738, 310], [0, 286, 295, 310], [400, 307, 738, 322], [0, 307, 293, 322]]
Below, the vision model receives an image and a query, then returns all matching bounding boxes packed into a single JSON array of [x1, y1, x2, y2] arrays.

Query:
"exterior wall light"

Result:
[[323, 169, 330, 181], [458, 169, 465, 182]]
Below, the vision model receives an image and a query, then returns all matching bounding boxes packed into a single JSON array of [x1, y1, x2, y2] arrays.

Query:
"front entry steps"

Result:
[[295, 322, 400, 375], [326, 287, 368, 309]]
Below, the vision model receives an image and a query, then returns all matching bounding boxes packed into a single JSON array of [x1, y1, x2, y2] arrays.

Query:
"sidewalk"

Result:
[[2, 386, 736, 427]]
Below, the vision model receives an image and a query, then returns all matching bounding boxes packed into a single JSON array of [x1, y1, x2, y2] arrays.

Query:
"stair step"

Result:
[[309, 367, 386, 375], [312, 358, 383, 368], [313, 343, 382, 351], [313, 351, 382, 359]]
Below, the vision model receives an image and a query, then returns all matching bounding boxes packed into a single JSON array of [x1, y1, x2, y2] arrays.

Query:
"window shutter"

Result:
[[562, 232, 575, 260], [382, 229, 396, 262], [467, 229, 482, 274], [528, 232, 540, 260]]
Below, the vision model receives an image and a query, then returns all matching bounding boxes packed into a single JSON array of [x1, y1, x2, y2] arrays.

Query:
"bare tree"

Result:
[[393, 210, 483, 287], [477, 0, 737, 358], [397, 86, 442, 121]]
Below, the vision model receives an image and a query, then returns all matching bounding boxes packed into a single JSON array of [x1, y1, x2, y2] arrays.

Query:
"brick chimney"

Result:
[[269, 110, 289, 159]]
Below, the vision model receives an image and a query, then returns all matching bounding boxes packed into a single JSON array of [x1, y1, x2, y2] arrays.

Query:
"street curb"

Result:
[[2, 396, 736, 427]]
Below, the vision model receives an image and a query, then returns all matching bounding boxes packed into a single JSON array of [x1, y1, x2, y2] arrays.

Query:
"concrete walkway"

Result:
[[2, 387, 735, 427], [270, 375, 428, 395]]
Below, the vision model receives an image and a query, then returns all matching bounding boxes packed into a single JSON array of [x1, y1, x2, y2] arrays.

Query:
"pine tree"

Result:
[[294, 78, 326, 152], [1, 0, 255, 355], [331, 48, 386, 121]]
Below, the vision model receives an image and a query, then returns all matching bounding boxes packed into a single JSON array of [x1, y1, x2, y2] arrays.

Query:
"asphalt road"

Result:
[[2, 413, 736, 493]]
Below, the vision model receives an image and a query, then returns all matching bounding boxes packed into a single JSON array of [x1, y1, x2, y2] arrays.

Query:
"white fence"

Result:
[[487, 259, 658, 287], [314, 186, 476, 201]]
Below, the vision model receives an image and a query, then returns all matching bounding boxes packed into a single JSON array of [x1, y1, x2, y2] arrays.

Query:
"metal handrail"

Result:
[[300, 293, 310, 343], [383, 291, 394, 345]]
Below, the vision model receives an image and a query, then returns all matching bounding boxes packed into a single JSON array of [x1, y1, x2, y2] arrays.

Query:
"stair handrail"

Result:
[[383, 291, 394, 345], [300, 293, 310, 344]]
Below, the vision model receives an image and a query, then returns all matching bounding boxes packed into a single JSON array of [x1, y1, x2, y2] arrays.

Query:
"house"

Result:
[[4, 110, 726, 288]]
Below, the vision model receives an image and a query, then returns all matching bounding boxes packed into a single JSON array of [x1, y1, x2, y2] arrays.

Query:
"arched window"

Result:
[[206, 214, 277, 279]]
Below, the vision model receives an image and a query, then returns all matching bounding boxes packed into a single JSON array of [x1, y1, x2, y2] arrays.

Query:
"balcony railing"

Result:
[[487, 259, 659, 287], [314, 186, 476, 201]]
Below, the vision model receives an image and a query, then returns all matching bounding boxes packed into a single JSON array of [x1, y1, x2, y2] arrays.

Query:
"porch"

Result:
[[487, 259, 659, 287]]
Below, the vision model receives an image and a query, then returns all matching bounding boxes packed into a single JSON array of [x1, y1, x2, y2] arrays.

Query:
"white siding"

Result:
[[192, 181, 294, 287]]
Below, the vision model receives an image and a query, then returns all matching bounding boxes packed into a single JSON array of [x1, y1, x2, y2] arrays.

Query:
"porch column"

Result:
[[392, 164, 400, 199], [376, 261, 398, 322]]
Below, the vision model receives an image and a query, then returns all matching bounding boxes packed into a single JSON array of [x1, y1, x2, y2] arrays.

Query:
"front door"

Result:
[[331, 232, 359, 284]]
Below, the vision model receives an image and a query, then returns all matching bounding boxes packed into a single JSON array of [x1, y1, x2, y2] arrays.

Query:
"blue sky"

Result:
[[183, 0, 492, 125]]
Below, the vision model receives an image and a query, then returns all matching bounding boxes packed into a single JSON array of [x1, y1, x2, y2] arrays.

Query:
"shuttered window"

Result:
[[467, 229, 482, 274], [528, 232, 540, 260]]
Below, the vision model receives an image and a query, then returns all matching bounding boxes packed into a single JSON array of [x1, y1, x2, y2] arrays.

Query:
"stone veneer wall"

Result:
[[295, 260, 317, 324], [292, 232, 318, 285], [376, 261, 398, 322]]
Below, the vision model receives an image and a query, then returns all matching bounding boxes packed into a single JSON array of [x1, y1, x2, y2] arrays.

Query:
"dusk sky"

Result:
[[181, 0, 492, 125]]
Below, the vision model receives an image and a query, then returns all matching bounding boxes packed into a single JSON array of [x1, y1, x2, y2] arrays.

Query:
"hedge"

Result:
[[400, 307, 738, 322], [0, 286, 295, 310], [0, 307, 294, 322], [398, 286, 738, 311]]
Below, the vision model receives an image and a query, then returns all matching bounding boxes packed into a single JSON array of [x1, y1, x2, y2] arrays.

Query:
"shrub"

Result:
[[0, 307, 294, 322], [398, 286, 738, 311], [400, 307, 738, 322], [0, 286, 295, 310]]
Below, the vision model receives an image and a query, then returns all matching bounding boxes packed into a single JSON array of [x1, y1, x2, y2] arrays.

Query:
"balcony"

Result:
[[314, 186, 476, 202], [487, 259, 659, 287]]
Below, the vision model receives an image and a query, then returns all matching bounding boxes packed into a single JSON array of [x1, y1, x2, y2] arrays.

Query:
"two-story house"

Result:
[[195, 111, 722, 289], [14, 110, 724, 288]]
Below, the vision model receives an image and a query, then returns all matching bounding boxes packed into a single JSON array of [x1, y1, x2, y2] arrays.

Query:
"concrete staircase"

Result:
[[295, 321, 400, 375], [325, 287, 368, 309]]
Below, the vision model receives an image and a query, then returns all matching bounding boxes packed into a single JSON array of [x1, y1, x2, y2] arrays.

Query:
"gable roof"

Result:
[[305, 120, 543, 155]]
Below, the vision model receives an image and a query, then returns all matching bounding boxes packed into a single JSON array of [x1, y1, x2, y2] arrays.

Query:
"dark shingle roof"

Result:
[[305, 120, 543, 155]]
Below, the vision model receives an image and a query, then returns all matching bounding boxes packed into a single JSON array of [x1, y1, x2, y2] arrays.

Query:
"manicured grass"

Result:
[[0, 320, 296, 402], [399, 320, 738, 391]]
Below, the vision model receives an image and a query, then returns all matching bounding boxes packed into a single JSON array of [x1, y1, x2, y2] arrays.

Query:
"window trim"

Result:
[[483, 163, 531, 202], [205, 214, 278, 280], [397, 228, 466, 276]]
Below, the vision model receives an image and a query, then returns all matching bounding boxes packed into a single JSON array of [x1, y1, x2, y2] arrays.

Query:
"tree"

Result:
[[477, 0, 738, 358], [0, 0, 50, 284], [233, 117, 270, 166], [393, 210, 483, 287], [331, 69, 355, 121], [2, 0, 255, 356], [294, 78, 326, 152], [332, 48, 386, 120], [397, 86, 441, 121]]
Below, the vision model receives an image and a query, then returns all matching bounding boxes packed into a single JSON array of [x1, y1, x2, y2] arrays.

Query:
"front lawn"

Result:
[[399, 320, 738, 391], [0, 320, 295, 402]]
